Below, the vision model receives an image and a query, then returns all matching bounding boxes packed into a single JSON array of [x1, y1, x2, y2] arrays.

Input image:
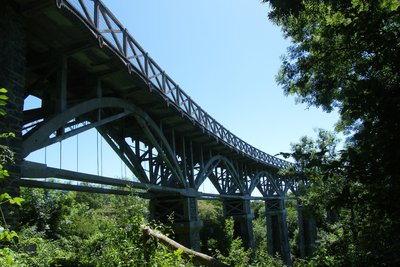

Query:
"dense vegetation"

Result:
[[265, 0, 400, 265], [1, 188, 193, 266], [0, 188, 288, 266]]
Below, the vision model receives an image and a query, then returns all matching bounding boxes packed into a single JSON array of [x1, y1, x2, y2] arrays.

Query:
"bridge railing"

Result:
[[62, 0, 293, 169]]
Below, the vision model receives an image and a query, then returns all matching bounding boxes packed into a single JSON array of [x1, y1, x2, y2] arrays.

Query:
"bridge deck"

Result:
[[15, 0, 291, 171]]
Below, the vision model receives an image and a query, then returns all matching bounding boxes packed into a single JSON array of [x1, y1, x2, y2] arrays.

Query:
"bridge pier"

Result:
[[265, 199, 291, 266], [149, 193, 203, 251], [0, 1, 26, 228], [223, 199, 255, 253], [297, 200, 317, 257]]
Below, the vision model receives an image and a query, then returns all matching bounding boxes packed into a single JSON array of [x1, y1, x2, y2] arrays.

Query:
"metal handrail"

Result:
[[60, 0, 294, 169]]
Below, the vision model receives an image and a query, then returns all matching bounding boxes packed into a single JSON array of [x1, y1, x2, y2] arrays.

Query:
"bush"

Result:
[[14, 190, 192, 266]]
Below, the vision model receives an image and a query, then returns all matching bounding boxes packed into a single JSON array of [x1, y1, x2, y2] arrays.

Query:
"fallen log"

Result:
[[141, 225, 230, 267]]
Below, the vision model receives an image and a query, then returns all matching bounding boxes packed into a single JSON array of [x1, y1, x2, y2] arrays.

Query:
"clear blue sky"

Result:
[[26, 1, 340, 188], [100, 0, 340, 154]]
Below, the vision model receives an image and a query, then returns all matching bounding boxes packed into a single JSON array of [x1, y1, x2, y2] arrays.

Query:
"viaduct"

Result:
[[0, 0, 316, 265]]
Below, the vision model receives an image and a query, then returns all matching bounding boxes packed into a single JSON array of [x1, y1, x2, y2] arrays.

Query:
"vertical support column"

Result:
[[265, 198, 291, 266], [304, 217, 317, 256], [297, 200, 306, 258], [56, 56, 67, 137], [56, 56, 67, 113], [223, 198, 255, 253], [149, 193, 203, 251], [297, 200, 317, 257], [0, 1, 26, 227]]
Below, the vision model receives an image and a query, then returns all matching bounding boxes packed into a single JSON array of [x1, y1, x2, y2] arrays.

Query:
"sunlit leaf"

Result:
[[0, 192, 11, 201], [9, 197, 24, 206]]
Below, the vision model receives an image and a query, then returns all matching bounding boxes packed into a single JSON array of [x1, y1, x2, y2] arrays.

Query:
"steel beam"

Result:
[[19, 179, 131, 195], [20, 161, 188, 195], [136, 116, 186, 188], [98, 128, 149, 183]]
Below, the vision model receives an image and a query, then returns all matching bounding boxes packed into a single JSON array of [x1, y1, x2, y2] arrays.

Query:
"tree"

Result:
[[0, 88, 23, 234], [280, 130, 356, 265], [198, 200, 231, 255], [0, 88, 24, 266], [264, 0, 400, 265]]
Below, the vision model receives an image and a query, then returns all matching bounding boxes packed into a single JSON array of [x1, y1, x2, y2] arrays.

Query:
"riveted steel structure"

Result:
[[1, 0, 315, 265]]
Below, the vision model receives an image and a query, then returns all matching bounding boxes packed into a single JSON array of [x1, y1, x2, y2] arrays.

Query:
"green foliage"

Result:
[[253, 243, 285, 267], [198, 201, 285, 266], [19, 188, 74, 237], [0, 88, 14, 180], [0, 193, 24, 207], [285, 199, 299, 256], [0, 229, 18, 243], [0, 191, 24, 243], [0, 87, 8, 116], [0, 87, 24, 258], [280, 131, 364, 265], [10, 189, 193, 266], [264, 1, 400, 264], [252, 212, 266, 253], [279, 129, 398, 266], [198, 200, 229, 255], [0, 247, 24, 267], [216, 218, 251, 266], [146, 245, 193, 267]]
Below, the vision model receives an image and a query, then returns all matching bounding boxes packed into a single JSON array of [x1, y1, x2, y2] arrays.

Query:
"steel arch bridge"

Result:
[[0, 0, 314, 265]]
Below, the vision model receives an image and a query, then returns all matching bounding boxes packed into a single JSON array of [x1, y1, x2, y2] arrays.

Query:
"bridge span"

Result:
[[0, 0, 316, 264]]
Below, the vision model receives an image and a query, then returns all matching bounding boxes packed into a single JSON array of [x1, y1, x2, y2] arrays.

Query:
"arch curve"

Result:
[[22, 97, 187, 188], [195, 155, 244, 193], [255, 171, 287, 197]]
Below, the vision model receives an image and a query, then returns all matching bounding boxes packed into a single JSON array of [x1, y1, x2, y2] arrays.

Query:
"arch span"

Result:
[[255, 171, 289, 197], [22, 97, 187, 188], [195, 155, 245, 194]]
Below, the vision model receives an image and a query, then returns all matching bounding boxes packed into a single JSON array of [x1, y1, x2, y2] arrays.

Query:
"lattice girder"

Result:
[[256, 171, 291, 198]]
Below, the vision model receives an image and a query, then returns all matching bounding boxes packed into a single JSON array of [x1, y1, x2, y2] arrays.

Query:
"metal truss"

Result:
[[195, 155, 242, 194], [256, 171, 291, 198], [15, 0, 300, 202], [57, 0, 295, 170], [22, 96, 186, 185], [22, 97, 133, 158], [21, 90, 290, 200]]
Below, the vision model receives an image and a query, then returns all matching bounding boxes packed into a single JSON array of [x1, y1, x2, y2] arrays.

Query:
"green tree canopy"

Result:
[[265, 0, 400, 265]]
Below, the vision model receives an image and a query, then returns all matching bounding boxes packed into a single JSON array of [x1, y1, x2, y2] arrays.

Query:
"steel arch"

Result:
[[255, 171, 290, 197], [22, 97, 186, 188], [195, 155, 245, 194]]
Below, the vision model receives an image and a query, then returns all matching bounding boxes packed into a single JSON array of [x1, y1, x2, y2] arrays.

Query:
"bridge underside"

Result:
[[10, 0, 294, 206]]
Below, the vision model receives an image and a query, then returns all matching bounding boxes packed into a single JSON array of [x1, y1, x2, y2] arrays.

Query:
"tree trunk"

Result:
[[141, 225, 230, 267]]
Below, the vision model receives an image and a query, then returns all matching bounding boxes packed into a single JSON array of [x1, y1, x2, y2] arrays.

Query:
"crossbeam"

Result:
[[21, 161, 291, 201], [21, 161, 188, 195]]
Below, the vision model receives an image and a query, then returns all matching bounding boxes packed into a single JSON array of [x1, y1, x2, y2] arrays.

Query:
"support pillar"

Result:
[[149, 193, 203, 251], [223, 199, 255, 253], [0, 1, 26, 228], [297, 200, 317, 257], [297, 201, 306, 258], [265, 199, 291, 266]]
